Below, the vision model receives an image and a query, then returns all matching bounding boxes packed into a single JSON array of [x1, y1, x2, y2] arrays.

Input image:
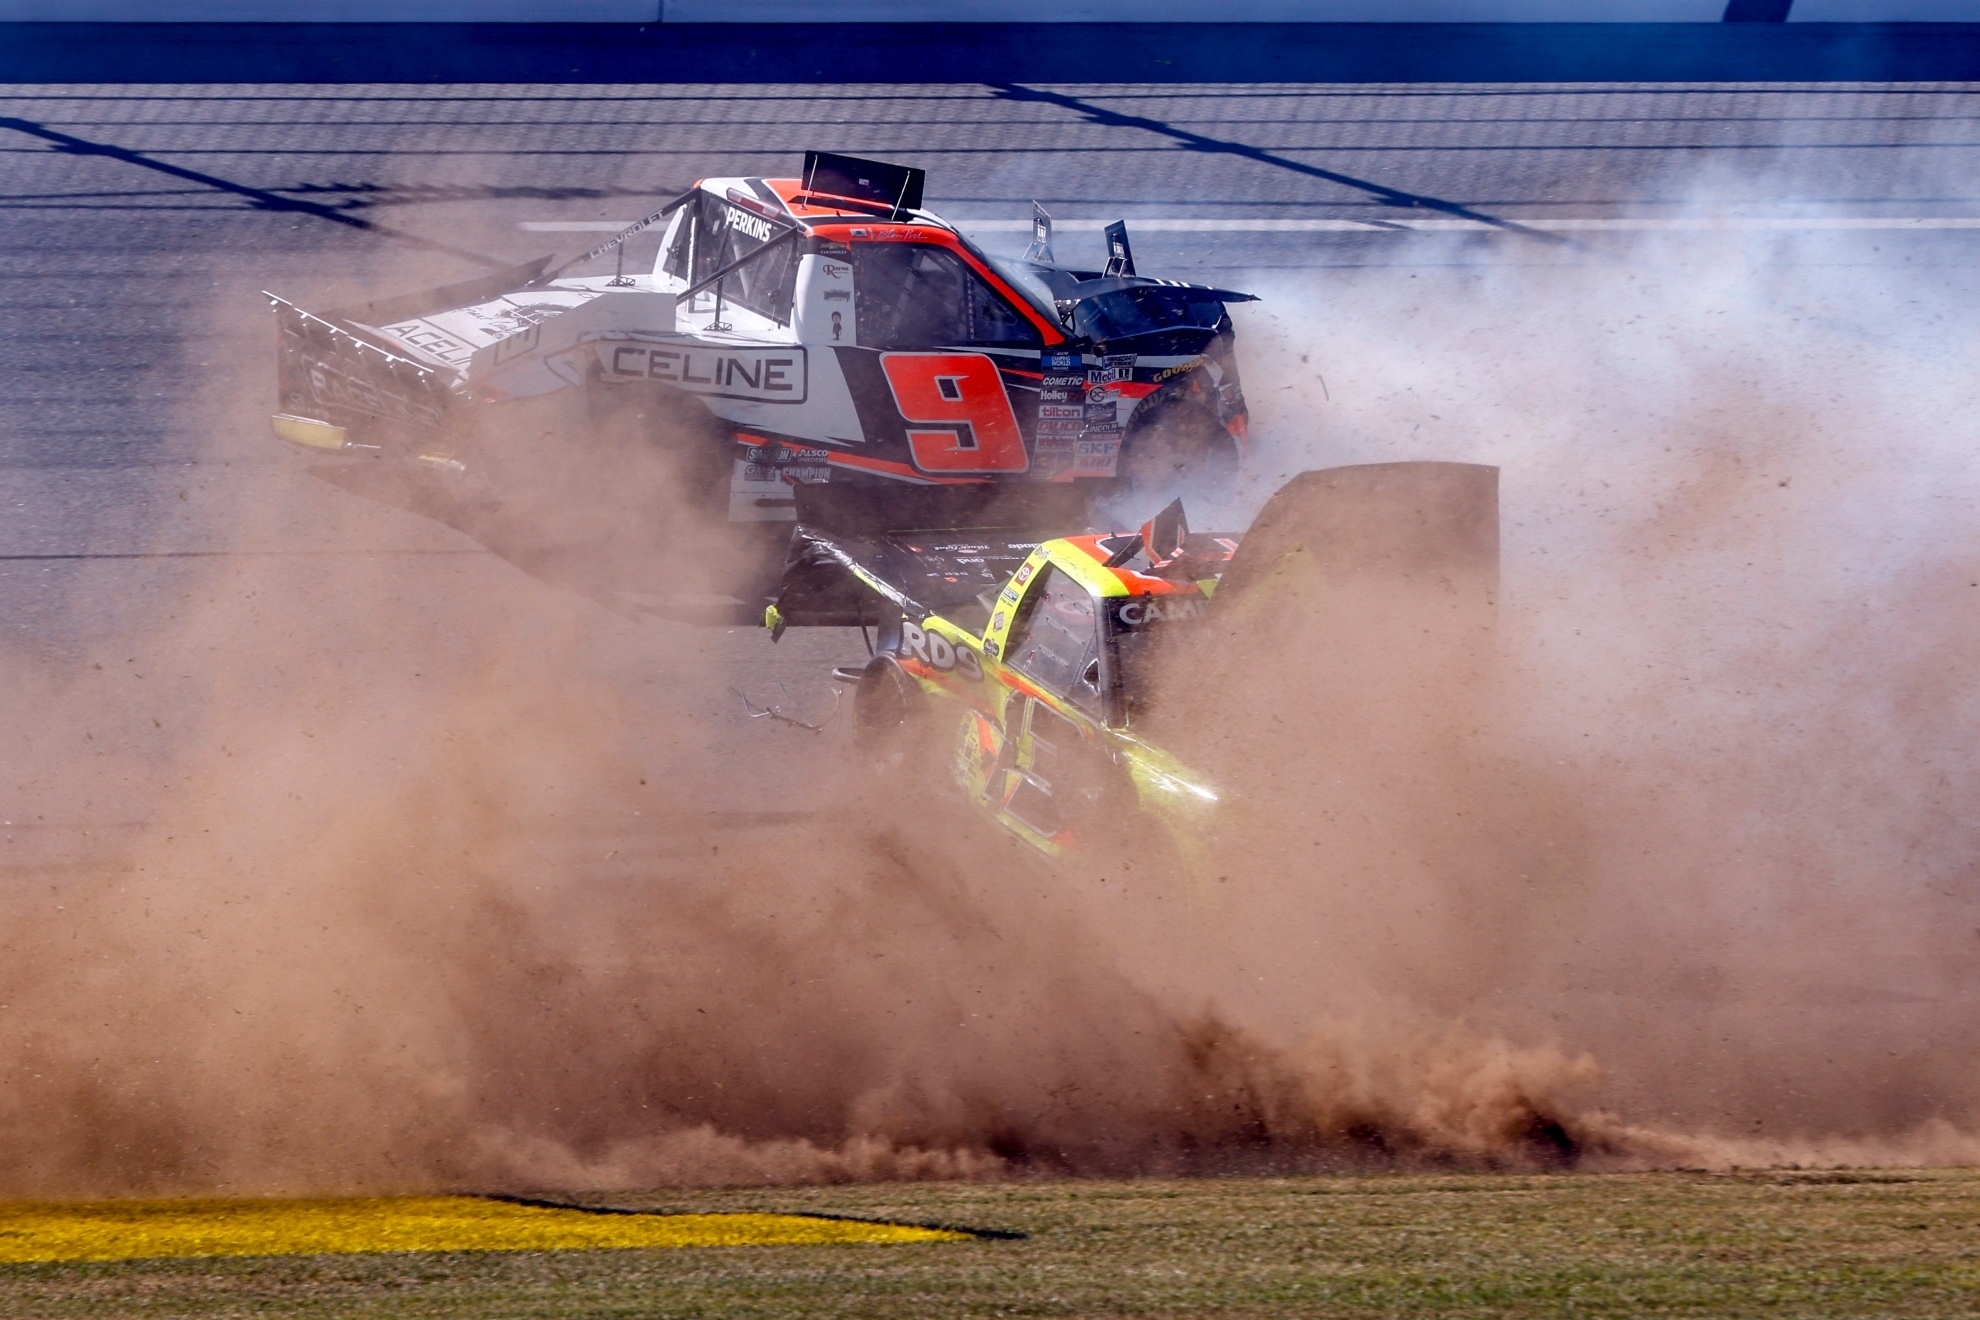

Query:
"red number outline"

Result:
[[879, 352, 1029, 474]]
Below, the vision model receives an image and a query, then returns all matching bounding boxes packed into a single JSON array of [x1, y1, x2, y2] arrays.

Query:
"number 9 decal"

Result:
[[880, 352, 1029, 474]]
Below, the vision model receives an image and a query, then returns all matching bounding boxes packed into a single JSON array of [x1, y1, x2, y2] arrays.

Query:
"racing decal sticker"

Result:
[[1114, 595, 1208, 625], [879, 352, 1029, 474], [1087, 354, 1135, 386], [1153, 354, 1209, 384], [380, 320, 480, 368], [1072, 436, 1121, 478], [603, 344, 807, 403], [796, 255, 857, 347], [718, 202, 777, 243], [304, 357, 444, 429], [740, 441, 831, 485], [900, 620, 984, 682]]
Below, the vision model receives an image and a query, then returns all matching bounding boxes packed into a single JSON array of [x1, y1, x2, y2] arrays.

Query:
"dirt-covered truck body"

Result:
[[763, 462, 1502, 863], [270, 152, 1256, 530]]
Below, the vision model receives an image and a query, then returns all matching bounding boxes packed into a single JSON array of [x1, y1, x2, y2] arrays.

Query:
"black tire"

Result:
[[1119, 397, 1240, 505]]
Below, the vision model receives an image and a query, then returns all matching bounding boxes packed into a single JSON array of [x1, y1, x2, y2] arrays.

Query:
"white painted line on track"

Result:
[[962, 217, 1980, 233], [522, 217, 1980, 235]]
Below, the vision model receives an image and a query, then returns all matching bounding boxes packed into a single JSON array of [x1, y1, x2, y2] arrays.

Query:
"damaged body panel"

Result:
[[267, 154, 1257, 555], [763, 462, 1501, 863]]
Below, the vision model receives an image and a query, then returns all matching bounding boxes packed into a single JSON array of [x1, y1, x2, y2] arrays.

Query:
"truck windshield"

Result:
[[966, 243, 1063, 325], [978, 255, 1069, 326]]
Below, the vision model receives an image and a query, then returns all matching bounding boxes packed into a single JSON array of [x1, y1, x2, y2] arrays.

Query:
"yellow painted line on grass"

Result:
[[0, 1196, 968, 1262]]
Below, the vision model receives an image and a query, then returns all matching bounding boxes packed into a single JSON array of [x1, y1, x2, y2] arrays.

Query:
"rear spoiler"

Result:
[[267, 294, 455, 435]]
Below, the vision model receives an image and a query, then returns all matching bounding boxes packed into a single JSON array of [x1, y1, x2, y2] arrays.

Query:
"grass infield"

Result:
[[0, 1169, 1975, 1317]]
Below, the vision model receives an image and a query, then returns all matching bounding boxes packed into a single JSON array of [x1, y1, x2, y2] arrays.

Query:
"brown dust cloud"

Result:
[[3, 219, 1979, 1197]]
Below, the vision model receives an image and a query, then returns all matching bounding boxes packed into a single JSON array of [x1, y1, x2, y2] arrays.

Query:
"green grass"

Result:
[[2, 1170, 1975, 1318]]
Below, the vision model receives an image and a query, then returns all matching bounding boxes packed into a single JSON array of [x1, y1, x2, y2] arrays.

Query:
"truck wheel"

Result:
[[1120, 398, 1239, 503]]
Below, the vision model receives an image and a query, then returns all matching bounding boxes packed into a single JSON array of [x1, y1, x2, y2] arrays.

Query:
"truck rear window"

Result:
[[664, 192, 798, 324]]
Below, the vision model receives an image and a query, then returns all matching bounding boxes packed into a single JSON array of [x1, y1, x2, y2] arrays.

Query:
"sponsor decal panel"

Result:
[[1072, 436, 1121, 478], [1114, 594, 1208, 626], [745, 463, 830, 483], [900, 620, 985, 682], [1153, 354, 1209, 383], [604, 344, 807, 403], [381, 321, 477, 368], [721, 203, 776, 243], [744, 444, 831, 465], [306, 359, 443, 429], [740, 441, 832, 485]]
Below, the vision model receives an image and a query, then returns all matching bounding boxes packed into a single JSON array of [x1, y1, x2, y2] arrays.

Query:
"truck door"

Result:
[[991, 565, 1118, 838]]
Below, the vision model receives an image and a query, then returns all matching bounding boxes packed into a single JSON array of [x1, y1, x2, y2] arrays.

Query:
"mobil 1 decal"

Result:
[[602, 341, 807, 404], [835, 348, 1042, 476]]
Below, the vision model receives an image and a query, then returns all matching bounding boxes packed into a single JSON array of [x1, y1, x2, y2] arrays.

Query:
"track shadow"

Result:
[[0, 115, 508, 268], [988, 83, 1558, 240], [306, 462, 767, 627]]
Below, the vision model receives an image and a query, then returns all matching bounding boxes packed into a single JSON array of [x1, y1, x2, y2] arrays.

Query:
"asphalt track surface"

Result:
[[3, 26, 1977, 865]]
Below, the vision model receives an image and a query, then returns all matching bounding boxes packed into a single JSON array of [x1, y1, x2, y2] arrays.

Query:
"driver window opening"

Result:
[[1006, 565, 1105, 716], [852, 243, 1042, 349]]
